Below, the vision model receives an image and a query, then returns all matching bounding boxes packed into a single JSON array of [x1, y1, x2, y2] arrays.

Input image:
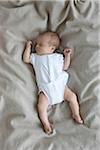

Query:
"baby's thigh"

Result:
[[38, 92, 49, 107]]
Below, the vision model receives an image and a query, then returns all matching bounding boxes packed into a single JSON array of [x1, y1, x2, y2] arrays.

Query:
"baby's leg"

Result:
[[37, 92, 53, 134], [64, 86, 83, 124]]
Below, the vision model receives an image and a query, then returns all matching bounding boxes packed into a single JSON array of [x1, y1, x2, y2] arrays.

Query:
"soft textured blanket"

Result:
[[0, 0, 100, 150]]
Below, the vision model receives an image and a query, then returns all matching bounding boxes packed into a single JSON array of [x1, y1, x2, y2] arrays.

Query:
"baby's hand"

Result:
[[26, 41, 33, 48], [64, 48, 72, 56]]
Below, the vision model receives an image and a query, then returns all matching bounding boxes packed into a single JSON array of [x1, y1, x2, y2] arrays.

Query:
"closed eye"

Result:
[[36, 43, 42, 47]]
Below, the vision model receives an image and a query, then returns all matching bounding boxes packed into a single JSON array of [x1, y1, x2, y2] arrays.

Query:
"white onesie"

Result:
[[30, 53, 69, 105]]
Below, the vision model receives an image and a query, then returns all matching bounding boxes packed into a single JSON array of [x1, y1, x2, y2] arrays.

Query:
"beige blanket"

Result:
[[0, 0, 100, 150]]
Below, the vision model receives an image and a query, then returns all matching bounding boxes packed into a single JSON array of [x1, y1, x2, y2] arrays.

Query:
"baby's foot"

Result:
[[42, 122, 53, 135], [72, 114, 83, 124]]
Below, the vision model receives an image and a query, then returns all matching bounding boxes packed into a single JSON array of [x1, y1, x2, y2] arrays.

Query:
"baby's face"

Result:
[[34, 34, 55, 55]]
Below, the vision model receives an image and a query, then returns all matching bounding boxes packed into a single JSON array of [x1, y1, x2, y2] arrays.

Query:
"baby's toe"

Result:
[[73, 115, 83, 124], [44, 124, 53, 135]]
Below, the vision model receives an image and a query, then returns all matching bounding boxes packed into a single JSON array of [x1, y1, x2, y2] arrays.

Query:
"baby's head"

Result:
[[34, 31, 60, 55]]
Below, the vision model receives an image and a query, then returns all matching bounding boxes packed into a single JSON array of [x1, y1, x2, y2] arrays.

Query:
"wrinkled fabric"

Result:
[[0, 0, 100, 150]]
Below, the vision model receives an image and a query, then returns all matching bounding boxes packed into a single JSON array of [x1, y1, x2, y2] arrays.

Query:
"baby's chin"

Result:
[[36, 51, 47, 55], [36, 49, 52, 55], [35, 48, 43, 54]]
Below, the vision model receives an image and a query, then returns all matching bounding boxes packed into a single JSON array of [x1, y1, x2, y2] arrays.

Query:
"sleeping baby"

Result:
[[23, 31, 83, 135]]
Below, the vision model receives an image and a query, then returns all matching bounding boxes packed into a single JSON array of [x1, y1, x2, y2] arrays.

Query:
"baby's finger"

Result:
[[27, 41, 33, 47], [64, 48, 71, 53], [28, 41, 32, 45]]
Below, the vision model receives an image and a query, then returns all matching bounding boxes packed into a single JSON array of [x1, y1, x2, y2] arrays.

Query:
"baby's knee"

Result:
[[68, 92, 77, 102]]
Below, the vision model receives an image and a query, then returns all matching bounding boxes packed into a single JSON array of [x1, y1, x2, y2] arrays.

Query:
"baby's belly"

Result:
[[38, 72, 69, 105]]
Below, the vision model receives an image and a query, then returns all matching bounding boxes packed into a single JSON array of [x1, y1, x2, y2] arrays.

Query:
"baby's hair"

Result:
[[40, 31, 60, 49]]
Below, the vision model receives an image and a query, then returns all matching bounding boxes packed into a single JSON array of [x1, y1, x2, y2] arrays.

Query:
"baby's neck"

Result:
[[36, 52, 54, 55]]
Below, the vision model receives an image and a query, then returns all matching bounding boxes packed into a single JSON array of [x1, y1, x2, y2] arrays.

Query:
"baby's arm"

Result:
[[23, 41, 32, 63], [63, 48, 72, 71]]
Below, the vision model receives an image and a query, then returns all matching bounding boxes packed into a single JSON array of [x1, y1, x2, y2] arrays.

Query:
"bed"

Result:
[[0, 0, 100, 150]]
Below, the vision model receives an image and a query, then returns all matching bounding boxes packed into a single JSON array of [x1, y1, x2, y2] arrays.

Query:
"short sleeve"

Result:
[[29, 53, 35, 65], [59, 54, 64, 64], [59, 54, 64, 61], [57, 54, 64, 69]]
